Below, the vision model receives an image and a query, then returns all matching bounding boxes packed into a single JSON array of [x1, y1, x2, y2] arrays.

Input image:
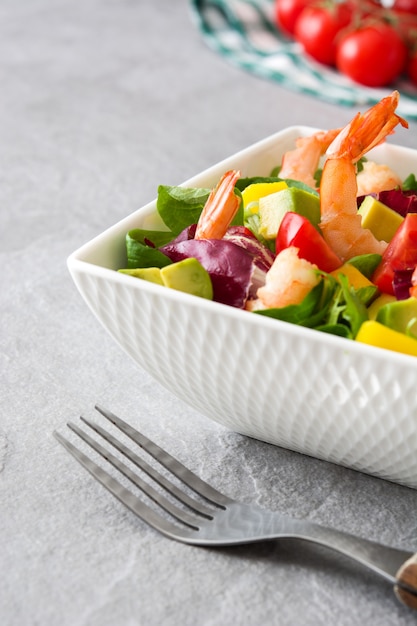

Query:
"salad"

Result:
[[119, 92, 417, 358]]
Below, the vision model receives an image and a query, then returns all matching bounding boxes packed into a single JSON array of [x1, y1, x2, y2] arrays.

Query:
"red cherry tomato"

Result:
[[391, 2, 417, 46], [336, 23, 408, 87], [274, 0, 314, 36], [392, 0, 417, 13], [276, 212, 342, 273], [294, 2, 353, 66], [372, 214, 417, 295], [408, 50, 417, 86]]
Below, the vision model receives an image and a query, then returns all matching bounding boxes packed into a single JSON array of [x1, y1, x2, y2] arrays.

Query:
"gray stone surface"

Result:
[[1, 1, 416, 625]]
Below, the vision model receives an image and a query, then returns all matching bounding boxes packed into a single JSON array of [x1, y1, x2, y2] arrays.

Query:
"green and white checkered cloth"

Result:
[[190, 0, 417, 121]]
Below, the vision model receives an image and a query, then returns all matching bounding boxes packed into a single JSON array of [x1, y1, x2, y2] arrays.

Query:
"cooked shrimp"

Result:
[[248, 246, 320, 311], [319, 91, 408, 262], [278, 127, 341, 189], [356, 160, 402, 196], [195, 170, 241, 240]]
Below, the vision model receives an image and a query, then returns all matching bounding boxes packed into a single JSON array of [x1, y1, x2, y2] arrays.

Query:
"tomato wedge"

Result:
[[276, 212, 342, 272], [372, 213, 417, 295]]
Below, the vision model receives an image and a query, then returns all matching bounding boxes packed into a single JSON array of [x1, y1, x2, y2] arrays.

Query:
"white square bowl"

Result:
[[68, 126, 417, 489]]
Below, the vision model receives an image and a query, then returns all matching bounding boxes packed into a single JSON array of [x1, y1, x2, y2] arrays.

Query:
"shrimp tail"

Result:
[[319, 91, 408, 262], [326, 91, 408, 163], [279, 128, 341, 189], [195, 170, 241, 240]]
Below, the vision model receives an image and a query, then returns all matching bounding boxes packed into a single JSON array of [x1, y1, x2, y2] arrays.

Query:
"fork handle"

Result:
[[296, 522, 417, 610], [395, 554, 417, 610], [252, 510, 417, 609]]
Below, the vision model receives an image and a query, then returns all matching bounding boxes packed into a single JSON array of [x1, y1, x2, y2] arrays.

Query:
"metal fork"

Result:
[[54, 405, 417, 610]]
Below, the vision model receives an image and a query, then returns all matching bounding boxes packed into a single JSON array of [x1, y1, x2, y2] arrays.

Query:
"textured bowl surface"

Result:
[[68, 127, 417, 489]]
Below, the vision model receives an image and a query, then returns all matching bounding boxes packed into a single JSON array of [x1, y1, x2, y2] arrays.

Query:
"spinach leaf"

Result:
[[316, 323, 351, 338], [157, 185, 210, 235], [356, 156, 367, 173], [236, 176, 283, 191], [125, 229, 173, 269], [403, 173, 417, 191], [314, 168, 322, 187], [283, 179, 319, 195], [128, 228, 174, 248], [347, 253, 382, 279], [157, 184, 244, 236]]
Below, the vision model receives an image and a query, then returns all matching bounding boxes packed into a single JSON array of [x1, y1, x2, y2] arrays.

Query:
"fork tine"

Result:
[[95, 404, 232, 509], [95, 405, 231, 508], [80, 416, 214, 519], [53, 431, 192, 540], [67, 422, 203, 529]]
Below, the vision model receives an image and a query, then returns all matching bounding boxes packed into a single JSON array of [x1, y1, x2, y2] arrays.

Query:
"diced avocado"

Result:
[[367, 293, 396, 320], [258, 187, 320, 240], [119, 267, 164, 285], [160, 258, 213, 300], [356, 320, 417, 357], [358, 196, 403, 242], [120, 259, 213, 300], [376, 297, 417, 336], [241, 181, 288, 210], [330, 263, 375, 290]]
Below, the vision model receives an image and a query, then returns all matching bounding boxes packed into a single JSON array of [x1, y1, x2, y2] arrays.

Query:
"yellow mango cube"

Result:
[[356, 321, 417, 357], [241, 181, 288, 210], [330, 263, 375, 290]]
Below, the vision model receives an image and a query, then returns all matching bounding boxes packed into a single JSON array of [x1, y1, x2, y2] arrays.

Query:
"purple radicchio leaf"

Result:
[[223, 226, 275, 273], [160, 237, 263, 308], [357, 190, 417, 218], [393, 268, 415, 300], [377, 190, 417, 217], [171, 224, 197, 242]]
